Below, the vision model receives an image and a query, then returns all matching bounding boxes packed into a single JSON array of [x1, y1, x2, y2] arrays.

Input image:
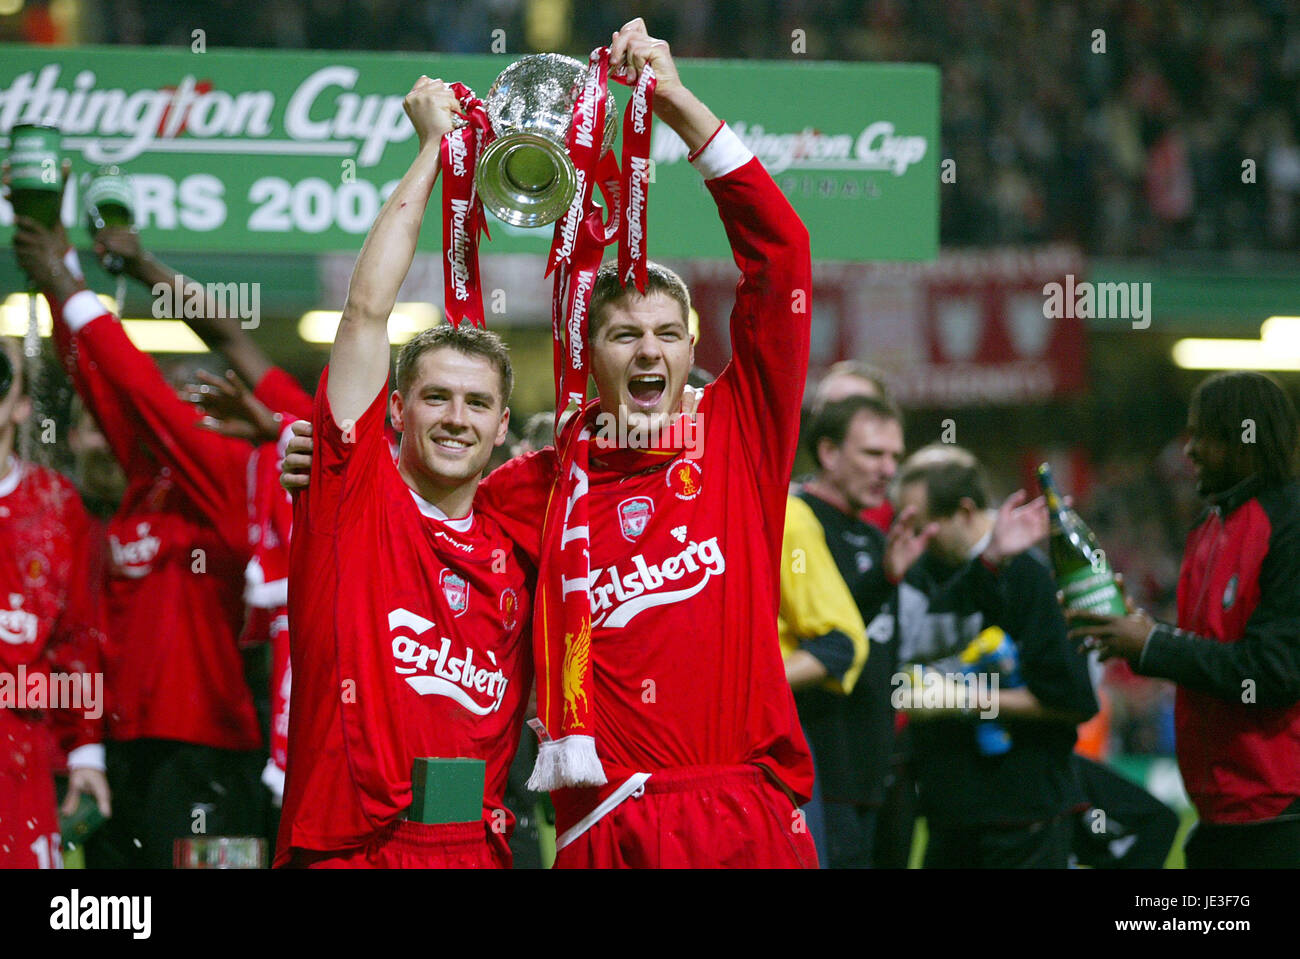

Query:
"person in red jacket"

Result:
[[0, 336, 110, 869], [90, 226, 313, 810], [1077, 370, 1300, 868], [13, 219, 266, 869]]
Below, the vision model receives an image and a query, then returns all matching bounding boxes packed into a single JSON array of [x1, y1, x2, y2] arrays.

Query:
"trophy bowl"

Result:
[[476, 54, 618, 228]]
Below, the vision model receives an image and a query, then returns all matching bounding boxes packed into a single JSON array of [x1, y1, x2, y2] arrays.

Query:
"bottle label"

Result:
[[1058, 566, 1128, 617]]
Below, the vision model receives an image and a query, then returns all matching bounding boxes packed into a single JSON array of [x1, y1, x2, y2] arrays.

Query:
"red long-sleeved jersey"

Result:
[[50, 291, 261, 751], [479, 127, 815, 843]]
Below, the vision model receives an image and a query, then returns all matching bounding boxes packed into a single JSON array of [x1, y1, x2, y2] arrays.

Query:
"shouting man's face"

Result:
[[590, 292, 694, 431]]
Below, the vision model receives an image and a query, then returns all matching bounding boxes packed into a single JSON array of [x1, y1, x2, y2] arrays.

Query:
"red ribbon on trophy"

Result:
[[434, 53, 653, 414], [548, 49, 655, 425], [613, 63, 656, 293], [439, 82, 493, 328]]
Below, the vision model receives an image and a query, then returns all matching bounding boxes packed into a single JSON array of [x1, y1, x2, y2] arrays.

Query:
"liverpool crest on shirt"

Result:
[[440, 569, 469, 617], [618, 496, 654, 542]]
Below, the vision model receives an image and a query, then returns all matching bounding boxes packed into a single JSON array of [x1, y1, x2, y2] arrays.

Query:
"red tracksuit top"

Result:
[[479, 138, 815, 837], [0, 459, 106, 756], [51, 292, 261, 751], [1140, 477, 1300, 823]]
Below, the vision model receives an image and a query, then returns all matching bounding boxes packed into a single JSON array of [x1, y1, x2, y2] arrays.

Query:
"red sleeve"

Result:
[[254, 366, 314, 422], [705, 151, 812, 485], [296, 365, 389, 536], [50, 298, 147, 478], [476, 449, 558, 568], [50, 291, 253, 537], [44, 485, 107, 753]]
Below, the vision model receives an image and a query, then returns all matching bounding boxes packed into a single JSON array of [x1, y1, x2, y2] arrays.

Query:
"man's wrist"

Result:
[[44, 269, 84, 305]]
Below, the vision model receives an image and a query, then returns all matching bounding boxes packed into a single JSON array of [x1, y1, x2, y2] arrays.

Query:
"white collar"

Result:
[[408, 488, 474, 532], [0, 456, 22, 499], [968, 523, 994, 560]]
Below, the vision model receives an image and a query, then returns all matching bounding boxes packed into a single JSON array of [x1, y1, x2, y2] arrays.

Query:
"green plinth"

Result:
[[410, 758, 485, 825]]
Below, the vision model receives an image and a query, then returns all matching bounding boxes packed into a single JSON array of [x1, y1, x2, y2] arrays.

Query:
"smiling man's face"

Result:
[[391, 346, 510, 490], [590, 291, 694, 429]]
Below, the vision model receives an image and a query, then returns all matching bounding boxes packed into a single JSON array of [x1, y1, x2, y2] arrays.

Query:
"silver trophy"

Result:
[[475, 54, 618, 228]]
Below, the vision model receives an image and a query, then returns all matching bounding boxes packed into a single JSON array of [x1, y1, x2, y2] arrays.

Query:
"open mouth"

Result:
[[628, 373, 667, 410]]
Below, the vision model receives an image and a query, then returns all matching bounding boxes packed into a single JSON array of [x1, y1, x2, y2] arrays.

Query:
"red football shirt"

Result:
[[0, 459, 106, 752], [50, 294, 261, 751], [276, 372, 533, 866], [478, 138, 815, 840]]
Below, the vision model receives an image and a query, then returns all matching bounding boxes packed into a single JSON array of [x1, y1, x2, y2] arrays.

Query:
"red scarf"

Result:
[[526, 401, 693, 791]]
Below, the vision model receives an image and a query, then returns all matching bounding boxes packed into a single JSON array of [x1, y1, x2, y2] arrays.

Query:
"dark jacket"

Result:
[[1140, 476, 1300, 824]]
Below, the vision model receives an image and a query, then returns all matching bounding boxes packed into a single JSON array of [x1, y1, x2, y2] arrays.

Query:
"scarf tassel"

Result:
[[526, 734, 607, 791]]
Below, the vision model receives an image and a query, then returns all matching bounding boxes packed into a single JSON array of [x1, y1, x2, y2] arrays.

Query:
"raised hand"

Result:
[[608, 17, 681, 96], [280, 419, 314, 492], [982, 489, 1048, 567], [184, 369, 283, 445], [92, 224, 145, 278], [403, 76, 465, 153], [884, 503, 939, 584]]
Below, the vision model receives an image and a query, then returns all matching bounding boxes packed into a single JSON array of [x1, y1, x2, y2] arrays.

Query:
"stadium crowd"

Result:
[[10, 0, 1292, 254]]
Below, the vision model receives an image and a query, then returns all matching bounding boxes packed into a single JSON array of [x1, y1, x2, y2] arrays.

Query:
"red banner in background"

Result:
[[688, 245, 1088, 408]]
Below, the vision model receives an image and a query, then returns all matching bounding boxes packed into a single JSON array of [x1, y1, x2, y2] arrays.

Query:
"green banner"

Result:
[[0, 45, 938, 260]]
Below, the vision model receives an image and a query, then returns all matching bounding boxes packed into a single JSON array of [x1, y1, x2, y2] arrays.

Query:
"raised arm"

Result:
[[93, 227, 273, 388], [613, 21, 811, 474], [14, 218, 251, 535], [327, 76, 461, 425]]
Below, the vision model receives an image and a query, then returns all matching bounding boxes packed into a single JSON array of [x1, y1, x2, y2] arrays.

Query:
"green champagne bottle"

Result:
[[84, 165, 135, 275], [1036, 463, 1128, 620], [6, 123, 63, 228]]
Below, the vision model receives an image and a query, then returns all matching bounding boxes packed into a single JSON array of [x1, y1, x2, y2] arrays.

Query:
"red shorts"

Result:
[[555, 764, 819, 869], [0, 715, 62, 869], [288, 819, 503, 869]]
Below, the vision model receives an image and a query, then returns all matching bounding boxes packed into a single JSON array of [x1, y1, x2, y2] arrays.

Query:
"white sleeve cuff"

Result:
[[262, 758, 285, 805], [63, 247, 84, 281], [62, 289, 108, 334], [277, 418, 298, 459], [67, 743, 107, 771], [689, 123, 753, 181]]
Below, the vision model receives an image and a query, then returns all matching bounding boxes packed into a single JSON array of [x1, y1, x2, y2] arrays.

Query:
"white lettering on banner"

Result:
[[0, 65, 414, 168], [555, 168, 586, 261], [446, 132, 468, 178], [891, 361, 1057, 405], [627, 156, 647, 263], [389, 608, 508, 715], [568, 269, 593, 367], [631, 80, 649, 134], [589, 536, 726, 628], [447, 197, 471, 301], [573, 71, 599, 150], [854, 122, 927, 175], [649, 120, 928, 176]]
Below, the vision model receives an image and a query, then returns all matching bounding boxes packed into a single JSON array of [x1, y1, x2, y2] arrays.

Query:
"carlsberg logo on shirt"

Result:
[[389, 608, 508, 715], [589, 536, 726, 628]]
